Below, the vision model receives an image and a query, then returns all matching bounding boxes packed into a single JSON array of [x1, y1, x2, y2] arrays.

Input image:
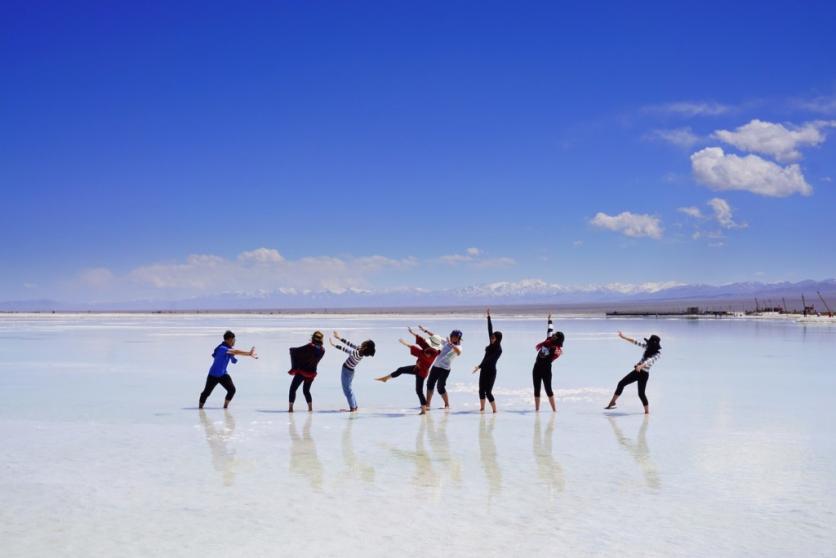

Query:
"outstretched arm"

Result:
[[618, 331, 645, 347], [228, 346, 258, 359], [398, 338, 414, 348], [487, 309, 493, 339], [333, 330, 359, 349], [418, 324, 435, 337]]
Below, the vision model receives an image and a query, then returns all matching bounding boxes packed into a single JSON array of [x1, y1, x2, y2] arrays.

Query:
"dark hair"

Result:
[[552, 331, 565, 348], [643, 335, 661, 359], [486, 330, 503, 353], [223, 330, 235, 340], [361, 340, 376, 357]]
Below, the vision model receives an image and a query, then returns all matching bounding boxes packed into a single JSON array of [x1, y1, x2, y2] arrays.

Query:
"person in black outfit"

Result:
[[288, 331, 326, 412], [472, 309, 502, 413], [532, 314, 564, 412]]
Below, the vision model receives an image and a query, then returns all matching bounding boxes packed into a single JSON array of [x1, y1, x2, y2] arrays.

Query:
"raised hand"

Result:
[[333, 330, 341, 340]]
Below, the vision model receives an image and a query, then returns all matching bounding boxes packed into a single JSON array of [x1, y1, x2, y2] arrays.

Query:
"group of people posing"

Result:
[[198, 311, 663, 415]]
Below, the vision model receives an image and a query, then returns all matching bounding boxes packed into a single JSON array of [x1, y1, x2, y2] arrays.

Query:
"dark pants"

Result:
[[479, 367, 497, 402], [391, 365, 428, 406], [289, 374, 314, 404], [427, 366, 450, 395], [532, 363, 553, 398], [200, 374, 236, 406], [615, 370, 649, 406]]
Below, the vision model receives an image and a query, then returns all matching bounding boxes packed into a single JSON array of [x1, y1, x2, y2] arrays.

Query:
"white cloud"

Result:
[[438, 248, 515, 268], [646, 127, 701, 148], [794, 94, 836, 115], [643, 101, 731, 117], [678, 206, 704, 219], [690, 147, 812, 197], [590, 212, 663, 239], [238, 248, 284, 264], [712, 119, 835, 162], [707, 198, 747, 229], [79, 267, 115, 287], [127, 249, 409, 293]]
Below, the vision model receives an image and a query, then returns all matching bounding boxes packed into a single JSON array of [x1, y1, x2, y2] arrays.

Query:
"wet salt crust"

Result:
[[1, 314, 834, 557]]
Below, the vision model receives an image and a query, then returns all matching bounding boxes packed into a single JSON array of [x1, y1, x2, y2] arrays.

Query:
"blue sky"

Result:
[[2, 0, 836, 303]]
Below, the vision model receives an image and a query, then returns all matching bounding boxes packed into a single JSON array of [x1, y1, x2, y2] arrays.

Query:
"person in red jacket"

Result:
[[532, 314, 564, 412], [375, 327, 441, 415], [288, 331, 326, 412]]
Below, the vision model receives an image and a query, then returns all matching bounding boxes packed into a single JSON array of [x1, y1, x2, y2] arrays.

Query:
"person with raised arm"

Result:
[[199, 330, 258, 409], [330, 331, 376, 412], [375, 327, 441, 415], [531, 314, 564, 412], [604, 332, 661, 415], [472, 309, 502, 413], [420, 324, 462, 410], [287, 331, 326, 413]]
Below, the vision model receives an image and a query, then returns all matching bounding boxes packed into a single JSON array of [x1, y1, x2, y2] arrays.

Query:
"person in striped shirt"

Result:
[[330, 331, 376, 412], [605, 332, 662, 415]]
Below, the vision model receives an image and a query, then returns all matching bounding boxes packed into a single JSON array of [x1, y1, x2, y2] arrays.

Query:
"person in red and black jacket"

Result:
[[532, 314, 564, 412], [288, 331, 326, 412], [375, 327, 441, 415]]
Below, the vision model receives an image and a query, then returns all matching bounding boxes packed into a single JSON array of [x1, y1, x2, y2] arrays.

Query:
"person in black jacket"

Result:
[[472, 309, 502, 413], [288, 331, 326, 412]]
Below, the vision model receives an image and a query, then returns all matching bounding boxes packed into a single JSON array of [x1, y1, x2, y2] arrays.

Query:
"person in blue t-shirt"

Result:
[[199, 330, 258, 409]]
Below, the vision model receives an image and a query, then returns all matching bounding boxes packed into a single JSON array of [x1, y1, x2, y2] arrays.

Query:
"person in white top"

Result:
[[419, 324, 462, 410]]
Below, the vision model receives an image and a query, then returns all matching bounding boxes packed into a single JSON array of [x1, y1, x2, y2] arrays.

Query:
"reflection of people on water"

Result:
[[288, 414, 324, 489], [341, 417, 375, 483], [607, 415, 660, 489], [426, 412, 462, 484], [533, 414, 565, 496], [388, 417, 438, 488], [479, 414, 502, 498], [199, 409, 237, 486], [386, 413, 462, 492]]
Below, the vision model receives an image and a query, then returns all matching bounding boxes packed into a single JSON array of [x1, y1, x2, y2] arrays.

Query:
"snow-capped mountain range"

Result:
[[2, 278, 834, 311]]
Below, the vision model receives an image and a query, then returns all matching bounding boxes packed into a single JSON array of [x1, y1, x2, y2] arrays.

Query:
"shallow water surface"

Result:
[[1, 314, 834, 557]]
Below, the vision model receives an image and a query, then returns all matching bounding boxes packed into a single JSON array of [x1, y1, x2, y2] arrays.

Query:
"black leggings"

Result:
[[391, 365, 428, 406], [479, 368, 497, 402], [426, 366, 451, 395], [532, 364, 553, 398], [615, 370, 649, 406], [200, 374, 236, 406], [289, 374, 315, 404]]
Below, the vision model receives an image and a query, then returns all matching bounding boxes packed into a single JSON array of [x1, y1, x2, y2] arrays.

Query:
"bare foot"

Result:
[[605, 404, 616, 409]]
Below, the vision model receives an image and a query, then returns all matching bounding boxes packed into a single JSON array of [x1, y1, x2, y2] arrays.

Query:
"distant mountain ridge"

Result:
[[2, 279, 834, 312]]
